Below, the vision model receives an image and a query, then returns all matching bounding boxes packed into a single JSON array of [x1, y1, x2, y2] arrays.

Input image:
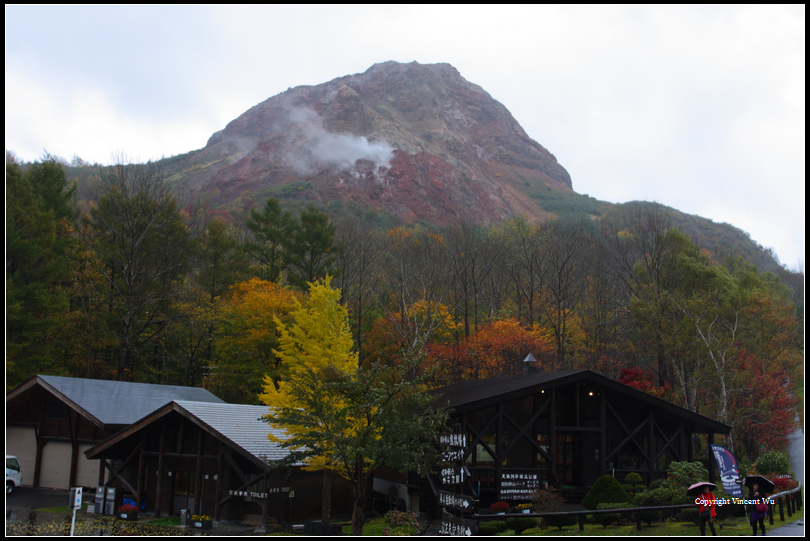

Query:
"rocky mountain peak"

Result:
[[175, 61, 572, 224]]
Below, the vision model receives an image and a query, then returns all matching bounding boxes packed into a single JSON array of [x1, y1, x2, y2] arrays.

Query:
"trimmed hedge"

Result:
[[624, 472, 643, 485], [515, 518, 538, 535], [582, 475, 632, 510], [594, 502, 634, 528]]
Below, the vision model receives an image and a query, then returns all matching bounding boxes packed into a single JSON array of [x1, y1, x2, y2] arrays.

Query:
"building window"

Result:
[[475, 433, 508, 467], [536, 434, 550, 468], [45, 400, 67, 420]]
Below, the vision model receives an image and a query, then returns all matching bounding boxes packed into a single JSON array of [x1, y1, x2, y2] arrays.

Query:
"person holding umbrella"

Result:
[[688, 482, 718, 536], [745, 476, 774, 536]]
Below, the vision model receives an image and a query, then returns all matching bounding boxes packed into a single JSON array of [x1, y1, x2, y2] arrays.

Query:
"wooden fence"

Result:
[[473, 485, 803, 533]]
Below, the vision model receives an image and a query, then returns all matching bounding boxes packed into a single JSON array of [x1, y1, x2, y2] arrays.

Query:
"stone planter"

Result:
[[118, 511, 139, 521]]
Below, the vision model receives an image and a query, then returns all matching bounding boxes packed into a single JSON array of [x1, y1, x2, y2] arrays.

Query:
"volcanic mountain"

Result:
[[163, 61, 574, 224]]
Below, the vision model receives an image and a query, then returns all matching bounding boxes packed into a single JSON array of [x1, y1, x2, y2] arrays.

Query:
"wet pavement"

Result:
[[765, 517, 804, 536]]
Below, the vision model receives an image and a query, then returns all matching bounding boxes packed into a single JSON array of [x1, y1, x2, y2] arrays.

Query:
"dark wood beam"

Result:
[[136, 439, 145, 511], [604, 400, 650, 462], [215, 441, 224, 522], [141, 451, 218, 460], [550, 387, 556, 487], [648, 410, 655, 482], [195, 429, 204, 516], [155, 425, 166, 518]]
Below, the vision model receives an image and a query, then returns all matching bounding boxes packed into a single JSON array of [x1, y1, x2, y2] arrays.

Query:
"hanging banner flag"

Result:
[[710, 444, 743, 498]]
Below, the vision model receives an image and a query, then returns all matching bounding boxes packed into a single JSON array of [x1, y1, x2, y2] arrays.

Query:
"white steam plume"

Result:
[[287, 107, 394, 173]]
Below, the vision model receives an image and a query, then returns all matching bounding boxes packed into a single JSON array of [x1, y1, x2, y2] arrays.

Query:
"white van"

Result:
[[6, 455, 23, 493]]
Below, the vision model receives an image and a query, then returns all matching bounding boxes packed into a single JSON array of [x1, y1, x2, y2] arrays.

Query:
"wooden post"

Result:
[[215, 441, 224, 522], [648, 410, 655, 485], [34, 436, 44, 488], [155, 425, 166, 519], [495, 402, 503, 497], [98, 458, 107, 486], [550, 388, 556, 486], [68, 411, 79, 488], [707, 431, 715, 483], [599, 393, 606, 477], [261, 493, 269, 532], [195, 428, 204, 516], [136, 439, 145, 511]]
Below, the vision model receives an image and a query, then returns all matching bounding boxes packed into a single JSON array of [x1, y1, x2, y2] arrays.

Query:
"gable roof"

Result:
[[85, 401, 298, 470], [175, 401, 293, 465], [6, 375, 225, 430], [432, 369, 731, 433]]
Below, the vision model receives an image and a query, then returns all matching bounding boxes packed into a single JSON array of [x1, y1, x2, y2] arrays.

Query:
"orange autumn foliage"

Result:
[[425, 319, 555, 387]]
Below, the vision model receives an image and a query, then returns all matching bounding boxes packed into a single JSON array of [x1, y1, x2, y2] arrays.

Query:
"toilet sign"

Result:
[[69, 487, 83, 536], [69, 487, 83, 509]]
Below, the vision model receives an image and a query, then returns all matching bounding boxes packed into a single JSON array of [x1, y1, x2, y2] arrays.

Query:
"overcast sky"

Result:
[[6, 5, 805, 269]]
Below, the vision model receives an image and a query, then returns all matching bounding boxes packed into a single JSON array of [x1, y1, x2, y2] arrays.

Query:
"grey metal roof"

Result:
[[37, 375, 225, 428], [173, 401, 297, 465]]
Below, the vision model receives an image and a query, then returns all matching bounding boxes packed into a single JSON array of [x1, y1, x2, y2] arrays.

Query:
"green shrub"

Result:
[[545, 514, 578, 530], [622, 482, 646, 498], [679, 507, 699, 523], [582, 475, 632, 510], [596, 502, 633, 527], [478, 522, 500, 535], [635, 486, 692, 521], [637, 507, 663, 526], [515, 518, 537, 535], [738, 454, 754, 476], [487, 520, 506, 532], [633, 491, 664, 525], [593, 503, 620, 528], [663, 461, 709, 490], [624, 472, 643, 485], [755, 450, 791, 476]]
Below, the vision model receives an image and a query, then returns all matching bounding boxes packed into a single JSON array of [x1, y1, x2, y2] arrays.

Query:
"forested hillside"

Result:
[[6, 153, 804, 464]]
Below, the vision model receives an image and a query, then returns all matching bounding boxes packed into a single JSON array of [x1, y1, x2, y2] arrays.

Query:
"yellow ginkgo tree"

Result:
[[260, 277, 448, 536]]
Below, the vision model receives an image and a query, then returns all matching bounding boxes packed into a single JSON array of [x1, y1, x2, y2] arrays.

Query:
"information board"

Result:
[[438, 490, 475, 512], [499, 471, 540, 500], [439, 509, 478, 536]]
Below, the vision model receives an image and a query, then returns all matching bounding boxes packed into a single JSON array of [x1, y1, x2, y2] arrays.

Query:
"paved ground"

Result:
[[773, 420, 805, 537], [5, 486, 80, 510], [765, 517, 804, 536]]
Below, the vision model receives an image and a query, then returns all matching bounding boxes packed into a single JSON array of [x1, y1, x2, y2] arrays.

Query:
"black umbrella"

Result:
[[744, 475, 775, 494], [687, 482, 718, 496]]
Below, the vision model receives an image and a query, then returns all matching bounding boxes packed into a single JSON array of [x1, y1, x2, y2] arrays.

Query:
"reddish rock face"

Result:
[[169, 61, 572, 225]]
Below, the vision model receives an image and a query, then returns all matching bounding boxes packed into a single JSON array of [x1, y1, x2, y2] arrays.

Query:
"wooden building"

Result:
[[5, 375, 224, 490], [427, 369, 731, 506], [84, 400, 362, 526]]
